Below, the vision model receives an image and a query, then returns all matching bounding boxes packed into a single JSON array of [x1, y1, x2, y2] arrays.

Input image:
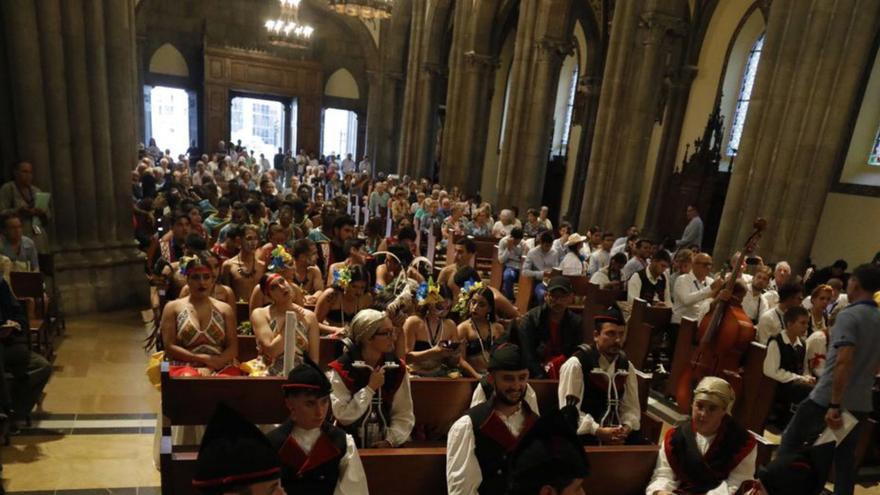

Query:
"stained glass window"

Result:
[[869, 126, 880, 166], [727, 34, 765, 156]]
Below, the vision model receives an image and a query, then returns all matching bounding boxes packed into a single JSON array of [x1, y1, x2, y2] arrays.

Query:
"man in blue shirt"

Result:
[[777, 263, 880, 495], [0, 211, 39, 272]]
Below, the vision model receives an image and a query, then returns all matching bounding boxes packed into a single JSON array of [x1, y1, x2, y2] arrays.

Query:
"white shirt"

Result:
[[588, 249, 610, 276], [672, 272, 714, 324], [626, 268, 672, 307], [328, 369, 415, 447], [756, 306, 785, 344], [590, 267, 620, 289], [446, 405, 532, 495], [741, 287, 769, 323], [290, 426, 369, 495], [805, 330, 828, 378], [470, 383, 541, 414], [764, 290, 779, 309], [646, 428, 757, 495], [342, 159, 356, 174], [621, 256, 648, 282], [557, 353, 640, 435], [560, 251, 586, 276], [762, 331, 809, 384]]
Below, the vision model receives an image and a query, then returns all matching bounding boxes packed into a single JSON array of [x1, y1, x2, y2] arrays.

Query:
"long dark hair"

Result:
[[468, 286, 497, 323]]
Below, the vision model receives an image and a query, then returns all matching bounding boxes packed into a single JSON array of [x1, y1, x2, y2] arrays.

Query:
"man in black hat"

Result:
[[267, 360, 368, 495], [192, 403, 285, 495], [506, 412, 590, 495], [446, 343, 539, 495], [558, 310, 644, 445], [515, 276, 583, 379]]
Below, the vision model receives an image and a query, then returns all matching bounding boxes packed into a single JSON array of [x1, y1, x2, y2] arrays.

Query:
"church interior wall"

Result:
[[558, 21, 588, 219], [480, 25, 517, 204], [837, 44, 880, 187]]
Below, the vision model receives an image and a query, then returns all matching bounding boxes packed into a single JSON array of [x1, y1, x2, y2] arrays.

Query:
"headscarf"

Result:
[[348, 309, 388, 344], [693, 376, 736, 413]]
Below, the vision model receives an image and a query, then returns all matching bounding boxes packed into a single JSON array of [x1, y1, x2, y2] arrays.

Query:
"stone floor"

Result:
[[1, 309, 878, 494]]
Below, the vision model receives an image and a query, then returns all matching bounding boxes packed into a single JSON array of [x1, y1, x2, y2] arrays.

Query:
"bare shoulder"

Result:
[[212, 297, 234, 315]]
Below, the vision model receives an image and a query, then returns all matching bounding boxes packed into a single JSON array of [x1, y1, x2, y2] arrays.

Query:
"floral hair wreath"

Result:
[[268, 245, 294, 272], [332, 264, 352, 290], [416, 277, 444, 307], [452, 279, 484, 317], [179, 255, 208, 276]]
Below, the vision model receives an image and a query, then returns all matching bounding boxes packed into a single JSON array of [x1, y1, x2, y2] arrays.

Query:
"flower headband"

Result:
[[332, 264, 352, 290], [416, 277, 444, 307], [452, 279, 484, 317], [262, 273, 285, 295], [268, 245, 294, 272], [179, 255, 210, 277]]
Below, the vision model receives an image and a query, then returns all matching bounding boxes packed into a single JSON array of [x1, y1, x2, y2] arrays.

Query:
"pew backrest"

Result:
[[732, 341, 777, 433], [625, 298, 672, 370]]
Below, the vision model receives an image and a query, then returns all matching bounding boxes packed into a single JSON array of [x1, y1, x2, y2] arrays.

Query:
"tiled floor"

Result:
[[1, 311, 160, 493]]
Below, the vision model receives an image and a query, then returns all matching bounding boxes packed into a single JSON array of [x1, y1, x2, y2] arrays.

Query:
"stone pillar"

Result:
[[496, 0, 574, 210], [563, 76, 602, 226], [578, 0, 686, 233], [365, 69, 404, 177], [714, 0, 880, 268], [2, 0, 147, 313], [396, 0, 427, 178]]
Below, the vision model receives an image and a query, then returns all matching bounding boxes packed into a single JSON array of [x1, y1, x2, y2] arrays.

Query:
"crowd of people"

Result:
[[132, 139, 880, 495]]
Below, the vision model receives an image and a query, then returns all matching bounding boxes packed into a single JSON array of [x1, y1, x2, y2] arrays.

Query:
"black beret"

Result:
[[488, 343, 527, 372]]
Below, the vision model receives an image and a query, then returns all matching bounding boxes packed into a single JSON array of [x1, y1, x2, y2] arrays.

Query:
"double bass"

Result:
[[674, 218, 767, 409]]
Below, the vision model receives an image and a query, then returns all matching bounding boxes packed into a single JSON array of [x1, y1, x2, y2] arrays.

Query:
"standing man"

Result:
[[273, 147, 285, 189], [675, 205, 703, 250], [358, 155, 371, 177], [341, 153, 357, 176], [777, 264, 880, 495], [446, 344, 538, 495]]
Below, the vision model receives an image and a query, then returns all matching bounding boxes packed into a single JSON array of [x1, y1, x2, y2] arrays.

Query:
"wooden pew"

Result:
[[237, 335, 344, 370], [514, 274, 536, 313], [581, 283, 624, 344], [665, 317, 697, 401], [624, 298, 671, 370], [471, 237, 503, 289], [732, 342, 777, 434], [235, 301, 249, 326], [161, 444, 658, 495]]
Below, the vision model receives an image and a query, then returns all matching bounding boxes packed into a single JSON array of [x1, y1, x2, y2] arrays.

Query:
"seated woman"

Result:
[[178, 249, 235, 307], [465, 207, 493, 238], [646, 376, 758, 495], [456, 285, 505, 378], [452, 266, 519, 321], [248, 245, 305, 313], [160, 252, 241, 377], [403, 279, 460, 377], [762, 306, 815, 427], [250, 273, 320, 376], [289, 238, 323, 303], [328, 309, 415, 448], [315, 264, 373, 335]]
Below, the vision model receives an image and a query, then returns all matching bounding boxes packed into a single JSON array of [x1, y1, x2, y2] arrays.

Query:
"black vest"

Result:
[[637, 269, 666, 302], [466, 399, 537, 495], [664, 416, 756, 494], [267, 421, 348, 495], [771, 334, 805, 375], [328, 351, 405, 444], [573, 345, 630, 425]]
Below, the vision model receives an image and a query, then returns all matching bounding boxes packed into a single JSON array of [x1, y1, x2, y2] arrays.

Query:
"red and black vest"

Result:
[[664, 416, 756, 494], [636, 268, 666, 303], [466, 399, 538, 494], [266, 420, 347, 495], [573, 345, 630, 424], [328, 351, 405, 441]]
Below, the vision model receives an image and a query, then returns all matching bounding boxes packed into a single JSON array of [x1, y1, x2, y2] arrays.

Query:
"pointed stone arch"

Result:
[[325, 68, 361, 99], [148, 43, 189, 77]]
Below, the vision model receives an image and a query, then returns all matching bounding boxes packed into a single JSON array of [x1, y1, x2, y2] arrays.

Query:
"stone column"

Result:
[[714, 0, 880, 268], [411, 62, 445, 181], [496, 0, 573, 210], [365, 69, 404, 177], [563, 76, 602, 226], [396, 0, 427, 178], [2, 0, 147, 313], [578, 0, 686, 233], [438, 0, 475, 189]]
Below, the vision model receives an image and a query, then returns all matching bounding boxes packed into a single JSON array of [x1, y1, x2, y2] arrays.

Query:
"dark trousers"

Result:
[[778, 398, 867, 495], [0, 339, 51, 421]]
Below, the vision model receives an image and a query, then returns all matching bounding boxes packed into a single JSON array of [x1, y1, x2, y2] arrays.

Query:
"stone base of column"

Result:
[[54, 244, 148, 315]]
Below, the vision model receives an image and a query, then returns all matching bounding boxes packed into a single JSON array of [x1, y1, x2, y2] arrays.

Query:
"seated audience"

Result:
[[446, 344, 538, 495], [621, 239, 652, 281], [315, 264, 373, 335], [668, 248, 694, 299], [248, 246, 306, 313], [327, 238, 368, 287], [646, 376, 757, 495], [403, 279, 460, 377], [757, 281, 804, 344], [267, 360, 368, 494], [178, 250, 236, 307], [522, 231, 559, 303], [627, 249, 672, 308], [221, 224, 265, 301], [559, 310, 643, 445], [290, 238, 324, 300], [763, 306, 815, 426], [559, 233, 587, 276], [742, 265, 771, 324], [0, 211, 39, 272], [328, 309, 414, 448], [211, 223, 241, 264], [438, 237, 476, 295], [590, 252, 627, 290], [516, 276, 582, 379], [457, 285, 505, 378], [587, 232, 615, 276], [805, 284, 831, 336], [498, 227, 525, 300], [672, 253, 722, 325], [251, 274, 320, 376]]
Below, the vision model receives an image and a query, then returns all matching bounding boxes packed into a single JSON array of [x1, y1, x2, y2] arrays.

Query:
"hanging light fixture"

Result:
[[265, 0, 315, 49], [327, 0, 393, 21]]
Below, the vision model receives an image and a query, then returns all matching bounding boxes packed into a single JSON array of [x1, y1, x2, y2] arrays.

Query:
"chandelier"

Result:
[[328, 0, 393, 20], [265, 0, 315, 49]]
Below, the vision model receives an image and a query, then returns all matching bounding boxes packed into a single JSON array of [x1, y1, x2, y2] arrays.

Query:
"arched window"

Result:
[[727, 33, 765, 156], [870, 126, 880, 165], [560, 64, 579, 152]]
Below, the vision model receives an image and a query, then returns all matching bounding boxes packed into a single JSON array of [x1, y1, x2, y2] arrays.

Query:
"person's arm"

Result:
[[522, 250, 544, 279], [457, 322, 482, 379], [558, 357, 597, 435], [315, 289, 345, 335], [446, 416, 482, 495], [28, 243, 39, 272], [329, 369, 373, 425], [252, 309, 283, 361], [515, 316, 545, 378], [627, 274, 642, 306], [248, 285, 263, 315], [335, 435, 369, 495], [385, 372, 415, 446], [497, 238, 510, 264], [621, 365, 641, 432], [755, 312, 774, 345], [674, 276, 713, 306], [645, 439, 678, 495], [762, 340, 800, 383], [724, 442, 757, 495], [310, 266, 325, 292]]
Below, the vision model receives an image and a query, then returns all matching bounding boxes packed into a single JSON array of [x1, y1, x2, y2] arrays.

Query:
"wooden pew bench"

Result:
[[236, 335, 344, 370], [624, 298, 672, 370], [161, 443, 659, 495]]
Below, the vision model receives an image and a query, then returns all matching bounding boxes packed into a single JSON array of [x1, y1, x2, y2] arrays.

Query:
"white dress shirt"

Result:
[[560, 251, 586, 276], [756, 306, 785, 344], [741, 287, 769, 323], [328, 369, 415, 447], [470, 383, 541, 414], [290, 426, 369, 495], [762, 332, 809, 384], [557, 353, 640, 435], [672, 272, 714, 324], [446, 405, 532, 495], [590, 267, 621, 289], [588, 249, 610, 276], [626, 268, 672, 307], [646, 428, 757, 495], [621, 256, 648, 282], [523, 245, 559, 279]]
